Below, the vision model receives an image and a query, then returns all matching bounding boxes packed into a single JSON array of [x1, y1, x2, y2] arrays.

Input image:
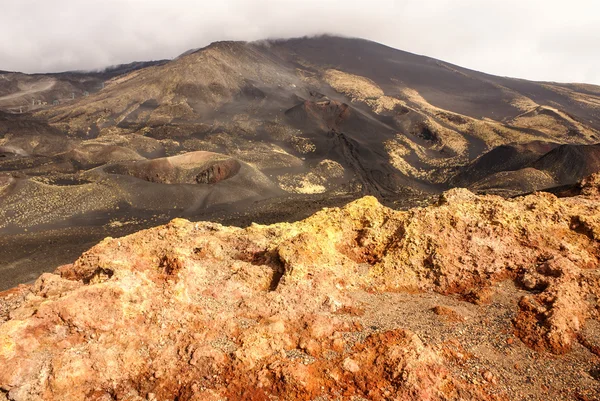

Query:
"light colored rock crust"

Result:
[[1, 175, 600, 400]]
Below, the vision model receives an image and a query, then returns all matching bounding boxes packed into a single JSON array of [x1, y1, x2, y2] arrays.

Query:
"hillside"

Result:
[[33, 36, 600, 193], [1, 35, 600, 288], [0, 60, 168, 113]]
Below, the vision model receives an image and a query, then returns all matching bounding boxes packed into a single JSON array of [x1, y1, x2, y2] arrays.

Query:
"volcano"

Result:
[[1, 35, 600, 288]]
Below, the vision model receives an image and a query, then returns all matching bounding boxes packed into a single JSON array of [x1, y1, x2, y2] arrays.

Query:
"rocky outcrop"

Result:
[[1, 175, 600, 400]]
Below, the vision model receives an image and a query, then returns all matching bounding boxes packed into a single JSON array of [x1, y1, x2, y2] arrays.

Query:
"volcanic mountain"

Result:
[[1, 35, 600, 401], [1, 35, 600, 288]]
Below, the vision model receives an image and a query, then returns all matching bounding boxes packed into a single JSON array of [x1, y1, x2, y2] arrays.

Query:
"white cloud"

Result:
[[0, 0, 598, 84]]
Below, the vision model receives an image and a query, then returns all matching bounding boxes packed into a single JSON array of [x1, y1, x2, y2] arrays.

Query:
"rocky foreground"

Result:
[[2, 177, 600, 401]]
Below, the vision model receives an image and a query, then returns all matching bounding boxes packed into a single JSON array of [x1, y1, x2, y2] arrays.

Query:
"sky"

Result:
[[1, 0, 599, 84]]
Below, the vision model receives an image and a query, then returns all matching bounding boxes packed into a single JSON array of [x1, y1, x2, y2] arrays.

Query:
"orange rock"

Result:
[[342, 357, 360, 373], [2, 175, 600, 400], [431, 305, 465, 322]]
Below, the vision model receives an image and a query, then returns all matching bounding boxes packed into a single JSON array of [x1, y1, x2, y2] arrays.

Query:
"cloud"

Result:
[[0, 0, 598, 84]]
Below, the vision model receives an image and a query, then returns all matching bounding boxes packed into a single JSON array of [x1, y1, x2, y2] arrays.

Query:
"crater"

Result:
[[195, 159, 241, 184], [104, 151, 243, 185], [414, 124, 439, 143]]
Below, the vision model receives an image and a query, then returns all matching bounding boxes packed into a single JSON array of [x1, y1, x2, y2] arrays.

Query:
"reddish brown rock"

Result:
[[1, 175, 600, 400], [432, 306, 465, 322]]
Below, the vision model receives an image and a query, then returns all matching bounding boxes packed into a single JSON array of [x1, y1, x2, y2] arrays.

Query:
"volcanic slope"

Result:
[[2, 36, 600, 288], [36, 36, 600, 193], [0, 61, 168, 114]]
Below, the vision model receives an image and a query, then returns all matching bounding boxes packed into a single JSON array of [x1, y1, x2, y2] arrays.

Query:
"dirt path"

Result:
[[0, 78, 56, 103]]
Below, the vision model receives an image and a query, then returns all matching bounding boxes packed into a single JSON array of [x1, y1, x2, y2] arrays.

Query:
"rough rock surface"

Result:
[[2, 175, 600, 400]]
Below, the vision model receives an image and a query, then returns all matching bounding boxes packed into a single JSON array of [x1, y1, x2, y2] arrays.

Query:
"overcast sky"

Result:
[[1, 0, 598, 84]]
